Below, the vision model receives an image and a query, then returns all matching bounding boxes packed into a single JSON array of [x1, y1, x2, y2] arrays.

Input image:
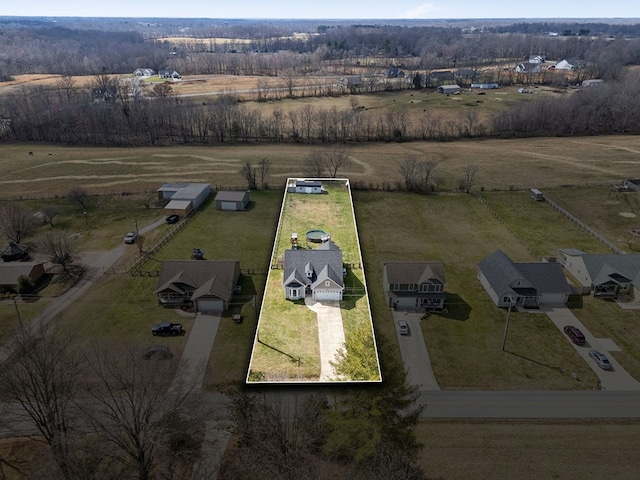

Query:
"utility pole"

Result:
[[501, 297, 515, 351]]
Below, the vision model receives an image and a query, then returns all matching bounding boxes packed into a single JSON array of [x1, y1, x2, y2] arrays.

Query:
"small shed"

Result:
[[437, 84, 461, 95], [530, 188, 544, 201], [215, 191, 250, 211], [289, 179, 323, 194]]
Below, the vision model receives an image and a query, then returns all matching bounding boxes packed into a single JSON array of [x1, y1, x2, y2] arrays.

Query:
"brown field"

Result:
[[1, 135, 640, 200]]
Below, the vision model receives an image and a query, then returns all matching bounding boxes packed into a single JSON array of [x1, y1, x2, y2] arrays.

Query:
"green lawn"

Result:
[[247, 180, 379, 383]]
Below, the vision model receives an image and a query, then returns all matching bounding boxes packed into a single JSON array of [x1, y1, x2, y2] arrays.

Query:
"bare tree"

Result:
[[38, 231, 79, 275], [258, 157, 271, 189], [0, 203, 35, 243], [56, 75, 76, 103], [304, 150, 327, 177], [325, 145, 350, 178], [0, 322, 84, 480], [83, 346, 202, 480], [151, 82, 174, 98], [459, 164, 478, 194], [421, 159, 438, 192], [66, 186, 89, 210], [398, 155, 421, 192], [240, 162, 258, 189]]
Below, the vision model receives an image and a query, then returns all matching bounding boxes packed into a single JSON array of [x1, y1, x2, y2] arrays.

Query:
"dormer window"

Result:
[[305, 262, 313, 278]]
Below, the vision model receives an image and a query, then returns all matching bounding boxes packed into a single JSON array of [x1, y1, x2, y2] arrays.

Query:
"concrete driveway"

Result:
[[546, 306, 640, 391], [304, 297, 345, 381], [392, 310, 440, 390]]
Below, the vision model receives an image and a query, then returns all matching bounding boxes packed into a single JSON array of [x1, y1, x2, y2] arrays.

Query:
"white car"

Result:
[[397, 320, 410, 335], [589, 350, 612, 370], [123, 232, 138, 244]]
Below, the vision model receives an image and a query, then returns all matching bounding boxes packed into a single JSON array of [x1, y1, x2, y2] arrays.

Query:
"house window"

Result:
[[325, 281, 331, 287]]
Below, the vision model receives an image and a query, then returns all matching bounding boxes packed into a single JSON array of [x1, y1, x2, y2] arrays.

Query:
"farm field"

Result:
[[2, 135, 640, 199]]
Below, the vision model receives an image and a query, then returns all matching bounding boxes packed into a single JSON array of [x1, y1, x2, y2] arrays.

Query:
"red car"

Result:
[[563, 325, 585, 345]]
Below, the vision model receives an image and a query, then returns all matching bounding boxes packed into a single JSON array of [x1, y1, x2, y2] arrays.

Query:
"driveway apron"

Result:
[[305, 297, 346, 381], [546, 306, 640, 391]]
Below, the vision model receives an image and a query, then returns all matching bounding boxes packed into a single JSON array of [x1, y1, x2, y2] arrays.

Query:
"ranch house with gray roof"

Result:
[[478, 250, 572, 308]]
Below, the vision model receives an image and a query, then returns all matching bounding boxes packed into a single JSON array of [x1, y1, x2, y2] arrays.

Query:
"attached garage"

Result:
[[313, 289, 342, 301], [195, 298, 224, 313]]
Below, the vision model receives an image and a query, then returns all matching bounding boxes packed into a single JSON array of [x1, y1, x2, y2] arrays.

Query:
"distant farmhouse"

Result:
[[158, 182, 211, 217], [158, 69, 181, 79], [133, 67, 155, 77], [555, 59, 585, 70], [478, 250, 572, 308], [283, 240, 344, 301], [515, 62, 542, 73]]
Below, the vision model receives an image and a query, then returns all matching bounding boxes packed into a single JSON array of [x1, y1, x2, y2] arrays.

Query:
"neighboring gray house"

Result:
[[557, 249, 640, 300], [283, 240, 344, 301], [338, 76, 362, 91], [158, 182, 212, 216], [215, 190, 250, 211], [437, 84, 461, 95], [383, 261, 446, 311], [623, 179, 640, 192], [287, 179, 323, 194], [386, 67, 405, 78], [477, 250, 572, 308], [155, 260, 240, 313], [529, 55, 546, 64]]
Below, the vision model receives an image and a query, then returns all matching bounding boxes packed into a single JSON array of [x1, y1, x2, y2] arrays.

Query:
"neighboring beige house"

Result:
[[558, 249, 640, 300], [383, 261, 446, 311], [155, 260, 240, 313]]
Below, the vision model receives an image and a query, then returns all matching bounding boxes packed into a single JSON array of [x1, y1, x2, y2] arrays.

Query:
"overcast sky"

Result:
[[3, 1, 640, 20]]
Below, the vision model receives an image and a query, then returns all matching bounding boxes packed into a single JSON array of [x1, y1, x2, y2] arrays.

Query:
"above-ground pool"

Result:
[[306, 229, 330, 243]]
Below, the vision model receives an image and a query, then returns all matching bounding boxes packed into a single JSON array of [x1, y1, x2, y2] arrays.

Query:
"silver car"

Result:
[[397, 320, 410, 335], [589, 350, 612, 370]]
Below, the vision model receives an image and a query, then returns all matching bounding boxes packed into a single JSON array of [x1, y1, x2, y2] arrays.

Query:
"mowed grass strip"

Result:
[[248, 180, 378, 382]]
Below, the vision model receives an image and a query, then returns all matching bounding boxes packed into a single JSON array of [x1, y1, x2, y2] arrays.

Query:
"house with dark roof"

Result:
[[133, 68, 155, 77], [283, 240, 344, 301], [383, 261, 446, 311], [155, 260, 240, 313], [386, 67, 405, 78], [515, 62, 542, 73], [557, 249, 640, 299], [477, 250, 572, 308], [158, 69, 181, 79], [1, 242, 29, 262]]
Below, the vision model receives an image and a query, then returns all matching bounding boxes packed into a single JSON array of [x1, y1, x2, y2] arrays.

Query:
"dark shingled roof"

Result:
[[155, 260, 240, 301], [478, 250, 572, 296], [384, 261, 445, 285], [283, 241, 343, 289]]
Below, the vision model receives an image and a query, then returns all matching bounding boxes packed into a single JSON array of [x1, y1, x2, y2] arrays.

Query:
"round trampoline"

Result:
[[306, 229, 330, 243]]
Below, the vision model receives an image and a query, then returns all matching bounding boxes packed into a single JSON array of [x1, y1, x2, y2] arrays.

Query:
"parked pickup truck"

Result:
[[151, 322, 183, 336]]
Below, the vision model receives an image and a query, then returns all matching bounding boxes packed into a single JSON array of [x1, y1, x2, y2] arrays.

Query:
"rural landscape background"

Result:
[[2, 14, 640, 479]]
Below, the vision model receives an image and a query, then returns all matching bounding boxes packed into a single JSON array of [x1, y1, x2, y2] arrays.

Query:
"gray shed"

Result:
[[215, 191, 250, 211], [437, 84, 461, 95]]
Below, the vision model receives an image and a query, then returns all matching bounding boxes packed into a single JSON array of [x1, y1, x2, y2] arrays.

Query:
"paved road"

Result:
[[392, 310, 440, 390]]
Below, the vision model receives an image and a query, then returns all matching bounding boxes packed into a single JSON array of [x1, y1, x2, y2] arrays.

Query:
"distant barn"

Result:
[[214, 191, 250, 211]]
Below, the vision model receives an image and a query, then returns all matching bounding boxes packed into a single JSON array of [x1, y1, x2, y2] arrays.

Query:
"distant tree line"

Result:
[[4, 71, 640, 146]]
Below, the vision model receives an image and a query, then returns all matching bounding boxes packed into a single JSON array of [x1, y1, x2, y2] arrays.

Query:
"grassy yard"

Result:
[[247, 181, 379, 383]]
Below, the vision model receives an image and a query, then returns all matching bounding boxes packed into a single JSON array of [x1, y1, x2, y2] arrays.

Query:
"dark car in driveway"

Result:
[[165, 214, 180, 224], [151, 322, 183, 336], [563, 325, 585, 345]]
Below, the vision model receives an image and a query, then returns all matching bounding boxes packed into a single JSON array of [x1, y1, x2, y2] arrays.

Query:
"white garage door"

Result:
[[314, 290, 341, 301], [221, 201, 237, 210], [197, 300, 223, 313]]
